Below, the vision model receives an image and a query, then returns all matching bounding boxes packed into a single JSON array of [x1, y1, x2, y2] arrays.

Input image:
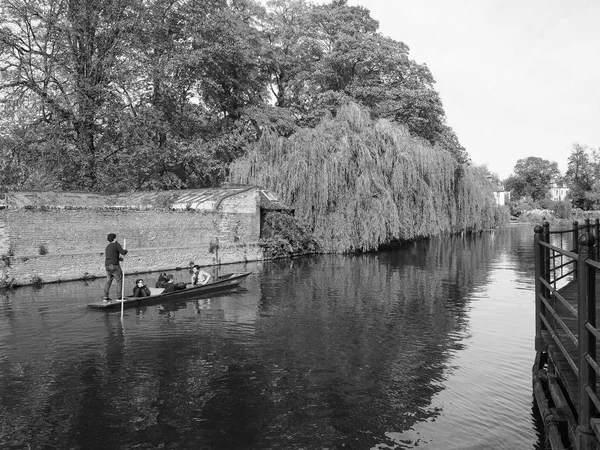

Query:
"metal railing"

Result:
[[534, 219, 600, 448]]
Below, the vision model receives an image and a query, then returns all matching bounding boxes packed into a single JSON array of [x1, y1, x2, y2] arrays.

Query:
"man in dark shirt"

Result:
[[103, 233, 128, 301], [162, 274, 186, 293]]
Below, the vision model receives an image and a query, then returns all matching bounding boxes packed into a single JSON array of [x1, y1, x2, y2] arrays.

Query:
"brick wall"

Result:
[[0, 205, 262, 286]]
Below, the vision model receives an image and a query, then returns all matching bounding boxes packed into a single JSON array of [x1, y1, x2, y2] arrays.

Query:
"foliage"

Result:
[[0, 0, 138, 189], [260, 211, 320, 258], [230, 103, 504, 253], [493, 205, 512, 225], [263, 0, 468, 162], [566, 143, 595, 209], [506, 200, 572, 222], [506, 196, 536, 216], [503, 157, 560, 202], [0, 273, 15, 289], [584, 181, 600, 210], [514, 209, 552, 223], [553, 200, 572, 220], [0, 0, 470, 192], [31, 275, 43, 288], [0, 0, 268, 191]]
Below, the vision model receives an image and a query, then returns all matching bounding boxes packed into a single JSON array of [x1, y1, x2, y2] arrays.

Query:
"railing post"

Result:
[[534, 225, 546, 351], [543, 220, 551, 286], [596, 219, 600, 259], [586, 218, 591, 234], [577, 232, 597, 449], [574, 221, 580, 280]]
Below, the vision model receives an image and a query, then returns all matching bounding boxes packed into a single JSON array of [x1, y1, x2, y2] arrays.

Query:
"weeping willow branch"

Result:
[[230, 103, 506, 253]]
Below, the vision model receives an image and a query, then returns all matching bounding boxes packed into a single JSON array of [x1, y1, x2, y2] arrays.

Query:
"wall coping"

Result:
[[0, 205, 202, 212]]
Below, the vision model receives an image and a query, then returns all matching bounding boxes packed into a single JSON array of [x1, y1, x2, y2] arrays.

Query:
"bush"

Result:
[[260, 211, 320, 258], [517, 209, 553, 223], [31, 275, 43, 288], [552, 200, 572, 220]]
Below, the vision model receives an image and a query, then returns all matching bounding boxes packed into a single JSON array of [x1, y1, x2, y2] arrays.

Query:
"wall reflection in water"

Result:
[[0, 226, 541, 449]]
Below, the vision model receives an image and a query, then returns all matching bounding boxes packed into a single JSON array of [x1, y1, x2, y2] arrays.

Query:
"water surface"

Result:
[[0, 224, 542, 449]]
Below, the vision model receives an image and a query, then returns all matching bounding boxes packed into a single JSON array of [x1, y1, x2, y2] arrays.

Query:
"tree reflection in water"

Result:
[[0, 225, 542, 449]]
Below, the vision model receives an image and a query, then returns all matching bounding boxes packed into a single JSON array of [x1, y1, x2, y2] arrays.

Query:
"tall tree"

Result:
[[504, 156, 560, 202], [262, 0, 465, 162], [0, 0, 136, 189], [0, 0, 471, 191], [566, 143, 595, 209]]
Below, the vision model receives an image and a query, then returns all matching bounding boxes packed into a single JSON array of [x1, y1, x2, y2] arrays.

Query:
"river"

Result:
[[0, 224, 543, 449]]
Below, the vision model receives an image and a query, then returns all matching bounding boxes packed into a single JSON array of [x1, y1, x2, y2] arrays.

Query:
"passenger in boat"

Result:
[[103, 233, 128, 302], [132, 279, 151, 297], [191, 265, 211, 286], [155, 272, 169, 288], [163, 275, 186, 293]]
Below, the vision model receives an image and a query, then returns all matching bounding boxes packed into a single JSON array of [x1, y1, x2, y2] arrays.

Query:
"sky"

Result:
[[342, 0, 600, 180]]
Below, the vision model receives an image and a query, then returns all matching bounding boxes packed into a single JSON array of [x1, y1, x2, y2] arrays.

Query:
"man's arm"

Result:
[[116, 242, 128, 255]]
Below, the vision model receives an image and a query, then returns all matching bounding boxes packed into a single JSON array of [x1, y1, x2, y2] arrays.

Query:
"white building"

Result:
[[549, 182, 569, 201], [487, 175, 508, 206], [492, 188, 509, 206]]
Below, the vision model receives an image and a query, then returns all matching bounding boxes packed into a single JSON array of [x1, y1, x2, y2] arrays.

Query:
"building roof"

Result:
[[1, 186, 291, 211], [258, 189, 294, 212]]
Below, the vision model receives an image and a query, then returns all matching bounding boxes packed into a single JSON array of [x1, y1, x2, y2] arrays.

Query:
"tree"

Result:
[[262, 0, 466, 162], [114, 0, 271, 190], [229, 103, 503, 253], [0, 0, 471, 191], [0, 0, 271, 191], [504, 157, 559, 202], [565, 143, 595, 209], [0, 0, 137, 189]]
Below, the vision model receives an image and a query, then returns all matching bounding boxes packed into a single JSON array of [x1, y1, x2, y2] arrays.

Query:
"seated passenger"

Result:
[[191, 265, 212, 286], [156, 272, 169, 288], [163, 275, 186, 293], [133, 279, 151, 297]]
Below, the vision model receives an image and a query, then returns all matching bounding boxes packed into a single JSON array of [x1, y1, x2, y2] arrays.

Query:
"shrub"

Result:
[[260, 211, 320, 258], [31, 275, 43, 288], [552, 200, 572, 220]]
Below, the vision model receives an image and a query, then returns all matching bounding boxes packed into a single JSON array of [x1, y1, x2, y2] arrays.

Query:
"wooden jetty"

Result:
[[534, 219, 600, 450]]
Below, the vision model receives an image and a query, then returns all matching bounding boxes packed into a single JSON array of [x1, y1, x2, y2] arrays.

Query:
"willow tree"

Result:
[[230, 103, 503, 253]]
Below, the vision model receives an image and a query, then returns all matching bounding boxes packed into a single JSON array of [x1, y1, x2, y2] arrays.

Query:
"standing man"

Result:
[[104, 233, 128, 301]]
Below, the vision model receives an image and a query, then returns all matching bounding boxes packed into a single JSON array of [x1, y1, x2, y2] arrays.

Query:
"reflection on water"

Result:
[[0, 225, 542, 449]]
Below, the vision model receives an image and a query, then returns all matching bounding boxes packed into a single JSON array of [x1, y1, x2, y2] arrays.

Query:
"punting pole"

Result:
[[121, 238, 126, 320]]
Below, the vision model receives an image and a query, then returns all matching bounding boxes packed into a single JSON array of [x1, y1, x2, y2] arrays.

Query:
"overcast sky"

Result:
[[343, 0, 600, 179]]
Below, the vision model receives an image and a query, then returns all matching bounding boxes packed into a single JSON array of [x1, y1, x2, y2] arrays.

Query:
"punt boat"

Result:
[[87, 272, 251, 309]]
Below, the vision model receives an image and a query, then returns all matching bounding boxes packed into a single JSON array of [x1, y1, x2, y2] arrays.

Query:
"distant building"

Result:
[[492, 188, 509, 206], [549, 182, 569, 202], [486, 175, 508, 206]]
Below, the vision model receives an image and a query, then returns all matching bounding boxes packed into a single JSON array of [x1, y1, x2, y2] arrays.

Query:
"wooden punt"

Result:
[[87, 272, 251, 309]]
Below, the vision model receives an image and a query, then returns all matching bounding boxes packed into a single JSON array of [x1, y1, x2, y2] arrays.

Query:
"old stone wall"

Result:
[[0, 205, 262, 286]]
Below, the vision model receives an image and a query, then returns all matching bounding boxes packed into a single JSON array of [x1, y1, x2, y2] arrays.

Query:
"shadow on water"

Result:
[[0, 228, 544, 449]]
